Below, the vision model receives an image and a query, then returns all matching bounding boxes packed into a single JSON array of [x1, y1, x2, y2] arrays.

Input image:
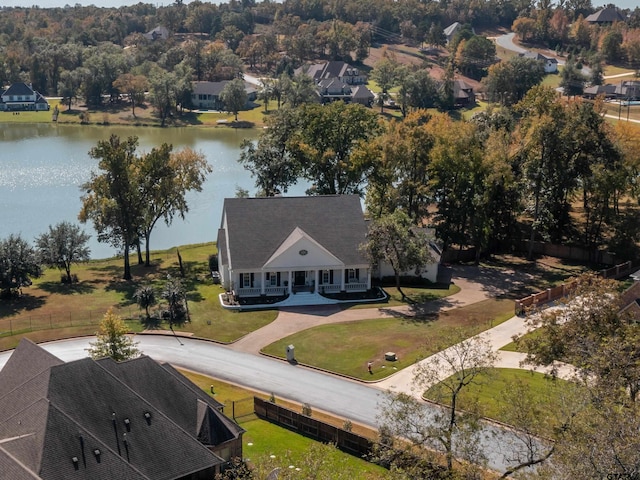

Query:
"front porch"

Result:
[[219, 286, 388, 310], [230, 267, 371, 299]]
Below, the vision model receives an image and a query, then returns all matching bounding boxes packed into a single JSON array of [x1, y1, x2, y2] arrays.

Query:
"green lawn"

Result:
[[262, 297, 515, 380], [181, 370, 386, 478], [424, 367, 574, 437], [349, 283, 460, 309], [0, 243, 277, 350]]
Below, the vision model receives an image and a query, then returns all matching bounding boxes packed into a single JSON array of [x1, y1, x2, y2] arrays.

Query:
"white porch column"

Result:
[[367, 268, 371, 289], [314, 269, 319, 293], [288, 271, 293, 294], [261, 271, 266, 295], [340, 268, 345, 292]]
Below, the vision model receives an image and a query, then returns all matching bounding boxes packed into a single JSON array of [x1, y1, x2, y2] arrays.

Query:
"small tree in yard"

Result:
[[36, 221, 90, 283], [360, 211, 434, 301], [134, 284, 157, 321], [162, 275, 187, 329], [0, 234, 42, 299], [376, 333, 496, 477], [87, 308, 140, 361]]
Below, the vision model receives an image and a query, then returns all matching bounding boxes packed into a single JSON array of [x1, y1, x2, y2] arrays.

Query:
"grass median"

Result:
[[262, 297, 515, 380]]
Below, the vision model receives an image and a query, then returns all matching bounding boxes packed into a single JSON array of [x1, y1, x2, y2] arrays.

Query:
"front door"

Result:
[[294, 271, 306, 286]]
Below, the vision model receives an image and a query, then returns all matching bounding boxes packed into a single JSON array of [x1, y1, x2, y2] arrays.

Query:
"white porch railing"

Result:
[[236, 287, 261, 297], [345, 282, 368, 291]]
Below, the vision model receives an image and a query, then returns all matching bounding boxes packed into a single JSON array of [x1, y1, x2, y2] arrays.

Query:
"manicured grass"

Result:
[[603, 65, 636, 77], [262, 297, 515, 380], [424, 367, 572, 436], [541, 71, 561, 89], [180, 370, 386, 478], [500, 327, 543, 352], [0, 243, 277, 351], [348, 283, 460, 309]]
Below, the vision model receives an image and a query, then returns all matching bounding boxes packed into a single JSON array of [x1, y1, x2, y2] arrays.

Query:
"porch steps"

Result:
[[275, 292, 338, 307]]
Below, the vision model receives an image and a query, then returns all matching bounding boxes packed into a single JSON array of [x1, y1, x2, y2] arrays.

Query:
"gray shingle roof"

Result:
[[220, 195, 369, 270], [2, 82, 36, 97], [586, 7, 624, 23], [0, 339, 239, 480]]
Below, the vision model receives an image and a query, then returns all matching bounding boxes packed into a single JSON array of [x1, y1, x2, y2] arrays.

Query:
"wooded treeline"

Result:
[[240, 89, 640, 262], [1, 0, 639, 102]]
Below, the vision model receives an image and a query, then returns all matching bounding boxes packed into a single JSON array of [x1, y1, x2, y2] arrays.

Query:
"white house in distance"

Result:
[[519, 51, 558, 73], [217, 195, 372, 307], [0, 82, 50, 111]]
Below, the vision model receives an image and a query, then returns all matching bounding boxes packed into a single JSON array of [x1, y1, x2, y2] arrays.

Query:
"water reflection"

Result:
[[0, 123, 304, 259]]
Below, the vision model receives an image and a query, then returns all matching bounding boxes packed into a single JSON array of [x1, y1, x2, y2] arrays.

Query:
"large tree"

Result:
[[360, 211, 434, 300], [220, 77, 247, 121], [483, 56, 545, 106], [289, 101, 380, 196], [0, 234, 42, 299], [238, 107, 302, 197], [112, 73, 149, 117], [79, 135, 141, 281], [87, 307, 140, 361], [36, 221, 91, 283], [136, 145, 211, 266]]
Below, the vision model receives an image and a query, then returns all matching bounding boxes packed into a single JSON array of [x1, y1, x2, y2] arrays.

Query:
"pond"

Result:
[[0, 123, 304, 259]]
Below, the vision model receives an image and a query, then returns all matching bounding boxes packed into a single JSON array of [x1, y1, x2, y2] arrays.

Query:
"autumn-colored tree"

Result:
[[87, 308, 140, 361]]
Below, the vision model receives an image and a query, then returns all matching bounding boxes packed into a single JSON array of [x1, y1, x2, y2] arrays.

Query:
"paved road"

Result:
[[0, 335, 540, 473], [493, 32, 527, 54]]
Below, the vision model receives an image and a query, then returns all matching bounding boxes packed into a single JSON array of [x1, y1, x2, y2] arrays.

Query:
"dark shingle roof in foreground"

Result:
[[0, 339, 244, 480]]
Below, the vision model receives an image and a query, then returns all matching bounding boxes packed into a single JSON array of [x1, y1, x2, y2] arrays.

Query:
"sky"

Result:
[[1, 0, 637, 9]]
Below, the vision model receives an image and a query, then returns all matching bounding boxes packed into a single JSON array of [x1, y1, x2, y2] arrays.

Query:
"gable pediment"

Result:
[[264, 227, 344, 269]]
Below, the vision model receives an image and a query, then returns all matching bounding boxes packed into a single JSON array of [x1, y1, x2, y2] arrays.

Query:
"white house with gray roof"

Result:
[[217, 195, 371, 303]]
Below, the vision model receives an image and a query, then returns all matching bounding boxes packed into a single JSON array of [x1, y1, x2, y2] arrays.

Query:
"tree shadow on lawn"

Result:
[[0, 294, 46, 316], [38, 281, 96, 295], [139, 315, 162, 330]]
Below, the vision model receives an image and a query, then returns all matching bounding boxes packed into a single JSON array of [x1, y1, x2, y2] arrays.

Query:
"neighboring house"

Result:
[[443, 22, 462, 44], [585, 6, 624, 24], [615, 80, 640, 101], [0, 338, 244, 480], [0, 82, 50, 111], [297, 61, 375, 105], [143, 25, 170, 41], [373, 228, 442, 283], [191, 81, 257, 110], [453, 79, 476, 106], [619, 280, 640, 321], [583, 84, 618, 99], [303, 61, 367, 85], [518, 51, 558, 73], [217, 195, 372, 300]]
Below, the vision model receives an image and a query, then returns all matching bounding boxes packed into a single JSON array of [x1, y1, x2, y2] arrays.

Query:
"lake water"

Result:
[[0, 124, 304, 259]]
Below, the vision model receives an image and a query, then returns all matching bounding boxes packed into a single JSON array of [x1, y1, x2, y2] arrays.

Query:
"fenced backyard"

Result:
[[254, 397, 372, 459], [514, 260, 639, 314], [0, 307, 139, 338]]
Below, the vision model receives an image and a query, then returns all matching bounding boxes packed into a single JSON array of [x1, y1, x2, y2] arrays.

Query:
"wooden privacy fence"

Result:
[[254, 397, 372, 459], [514, 260, 637, 315]]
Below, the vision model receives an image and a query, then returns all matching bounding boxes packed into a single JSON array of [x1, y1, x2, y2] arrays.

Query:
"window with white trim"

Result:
[[348, 269, 356, 282], [243, 274, 251, 288], [322, 270, 330, 284]]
